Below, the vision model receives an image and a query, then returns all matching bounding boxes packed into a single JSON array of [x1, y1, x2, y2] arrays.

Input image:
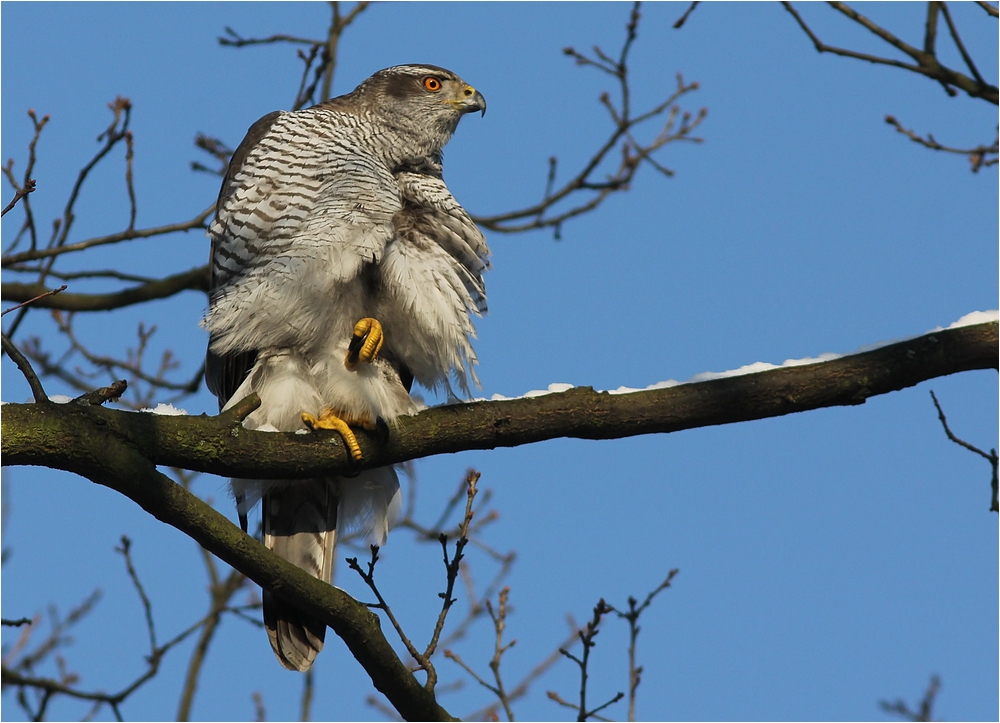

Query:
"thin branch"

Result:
[[300, 668, 315, 722], [115, 536, 157, 653], [467, 625, 581, 722], [880, 674, 941, 722], [2, 618, 34, 627], [884, 115, 998, 171], [1, 332, 48, 402], [2, 285, 67, 317], [346, 546, 427, 669], [52, 96, 133, 253], [782, 2, 998, 103], [423, 471, 479, 669], [975, 1, 998, 17], [442, 584, 517, 720], [607, 570, 679, 721], [923, 2, 940, 55], [320, 2, 371, 102], [1, 205, 214, 267], [929, 390, 999, 512], [2, 109, 49, 255], [1, 179, 36, 218], [123, 131, 137, 230], [937, 1, 986, 86], [485, 587, 516, 721], [673, 1, 699, 29], [556, 599, 622, 722], [218, 28, 322, 47], [473, 3, 706, 235]]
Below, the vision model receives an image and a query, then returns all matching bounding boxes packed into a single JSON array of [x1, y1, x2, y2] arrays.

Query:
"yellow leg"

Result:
[[345, 317, 384, 369], [302, 409, 364, 461]]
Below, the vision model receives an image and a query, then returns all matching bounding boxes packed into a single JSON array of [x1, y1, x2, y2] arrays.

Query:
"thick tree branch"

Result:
[[3, 322, 995, 480], [2, 266, 210, 312]]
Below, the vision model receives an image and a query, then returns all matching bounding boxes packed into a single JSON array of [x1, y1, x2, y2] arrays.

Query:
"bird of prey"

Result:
[[203, 65, 489, 671]]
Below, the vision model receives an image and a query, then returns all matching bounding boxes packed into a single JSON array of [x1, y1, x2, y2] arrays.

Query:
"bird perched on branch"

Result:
[[203, 64, 489, 671]]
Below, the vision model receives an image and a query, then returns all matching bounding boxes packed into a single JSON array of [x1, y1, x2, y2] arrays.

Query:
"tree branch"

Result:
[[1, 206, 214, 267], [2, 266, 210, 312], [0, 421, 455, 721], [5, 322, 993, 479], [782, 1, 999, 104]]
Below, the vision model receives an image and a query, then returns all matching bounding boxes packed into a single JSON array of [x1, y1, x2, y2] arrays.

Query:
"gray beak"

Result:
[[462, 87, 487, 117]]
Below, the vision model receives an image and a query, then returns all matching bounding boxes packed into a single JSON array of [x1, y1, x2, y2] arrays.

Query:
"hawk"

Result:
[[204, 65, 489, 671]]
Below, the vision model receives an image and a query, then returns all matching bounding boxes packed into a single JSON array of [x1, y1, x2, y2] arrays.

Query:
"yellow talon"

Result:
[[302, 409, 364, 461], [345, 317, 384, 369]]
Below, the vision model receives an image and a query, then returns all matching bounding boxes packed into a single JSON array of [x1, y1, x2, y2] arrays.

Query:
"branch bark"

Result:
[[2, 266, 210, 312], [4, 322, 995, 480]]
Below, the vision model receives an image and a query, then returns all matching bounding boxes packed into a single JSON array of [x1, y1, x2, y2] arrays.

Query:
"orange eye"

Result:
[[423, 77, 442, 91]]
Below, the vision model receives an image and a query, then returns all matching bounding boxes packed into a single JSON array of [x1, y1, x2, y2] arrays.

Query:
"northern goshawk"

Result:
[[204, 64, 488, 671]]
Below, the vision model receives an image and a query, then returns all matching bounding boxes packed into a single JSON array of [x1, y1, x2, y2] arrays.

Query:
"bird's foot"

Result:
[[301, 409, 375, 462], [345, 317, 384, 369]]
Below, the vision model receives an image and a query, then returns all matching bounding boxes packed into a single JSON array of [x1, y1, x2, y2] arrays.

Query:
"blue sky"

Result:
[[2, 2, 997, 721]]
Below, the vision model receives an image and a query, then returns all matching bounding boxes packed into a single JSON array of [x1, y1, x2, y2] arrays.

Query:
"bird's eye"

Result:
[[423, 77, 442, 92]]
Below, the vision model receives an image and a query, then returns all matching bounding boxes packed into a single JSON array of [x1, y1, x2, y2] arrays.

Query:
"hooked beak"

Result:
[[461, 86, 487, 117]]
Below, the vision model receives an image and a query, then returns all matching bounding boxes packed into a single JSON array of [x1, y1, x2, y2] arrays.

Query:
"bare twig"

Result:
[[472, 2, 706, 236], [20, 312, 204, 410], [300, 668, 315, 722], [115, 536, 157, 653], [218, 28, 322, 47], [1, 204, 214, 267], [880, 674, 941, 721], [220, 3, 369, 109], [930, 390, 999, 511], [937, 2, 986, 87], [423, 471, 479, 666], [2, 284, 67, 317], [1, 179, 36, 218], [782, 2, 998, 104], [607, 570, 679, 721], [485, 587, 516, 720], [467, 624, 582, 722], [673, 1, 699, 29], [443, 585, 517, 720], [2, 109, 49, 255], [552, 599, 624, 722], [346, 546, 426, 668], [252, 691, 267, 722], [884, 116, 998, 171], [1, 332, 48, 403], [320, 2, 371, 102], [191, 134, 235, 177], [923, 2, 940, 55], [2, 618, 34, 627]]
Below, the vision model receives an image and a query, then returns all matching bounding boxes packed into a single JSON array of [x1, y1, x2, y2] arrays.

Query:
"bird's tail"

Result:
[[262, 479, 338, 672]]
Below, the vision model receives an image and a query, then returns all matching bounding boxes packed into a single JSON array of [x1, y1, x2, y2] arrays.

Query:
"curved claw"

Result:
[[345, 318, 384, 369], [302, 409, 363, 462]]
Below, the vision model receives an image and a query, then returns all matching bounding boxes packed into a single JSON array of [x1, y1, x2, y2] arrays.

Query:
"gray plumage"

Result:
[[204, 65, 488, 671]]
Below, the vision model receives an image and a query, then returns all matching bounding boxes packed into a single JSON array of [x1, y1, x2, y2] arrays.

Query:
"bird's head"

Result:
[[350, 64, 486, 155]]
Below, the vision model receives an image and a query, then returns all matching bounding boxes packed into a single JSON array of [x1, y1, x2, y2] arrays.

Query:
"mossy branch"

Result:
[[4, 321, 996, 479]]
